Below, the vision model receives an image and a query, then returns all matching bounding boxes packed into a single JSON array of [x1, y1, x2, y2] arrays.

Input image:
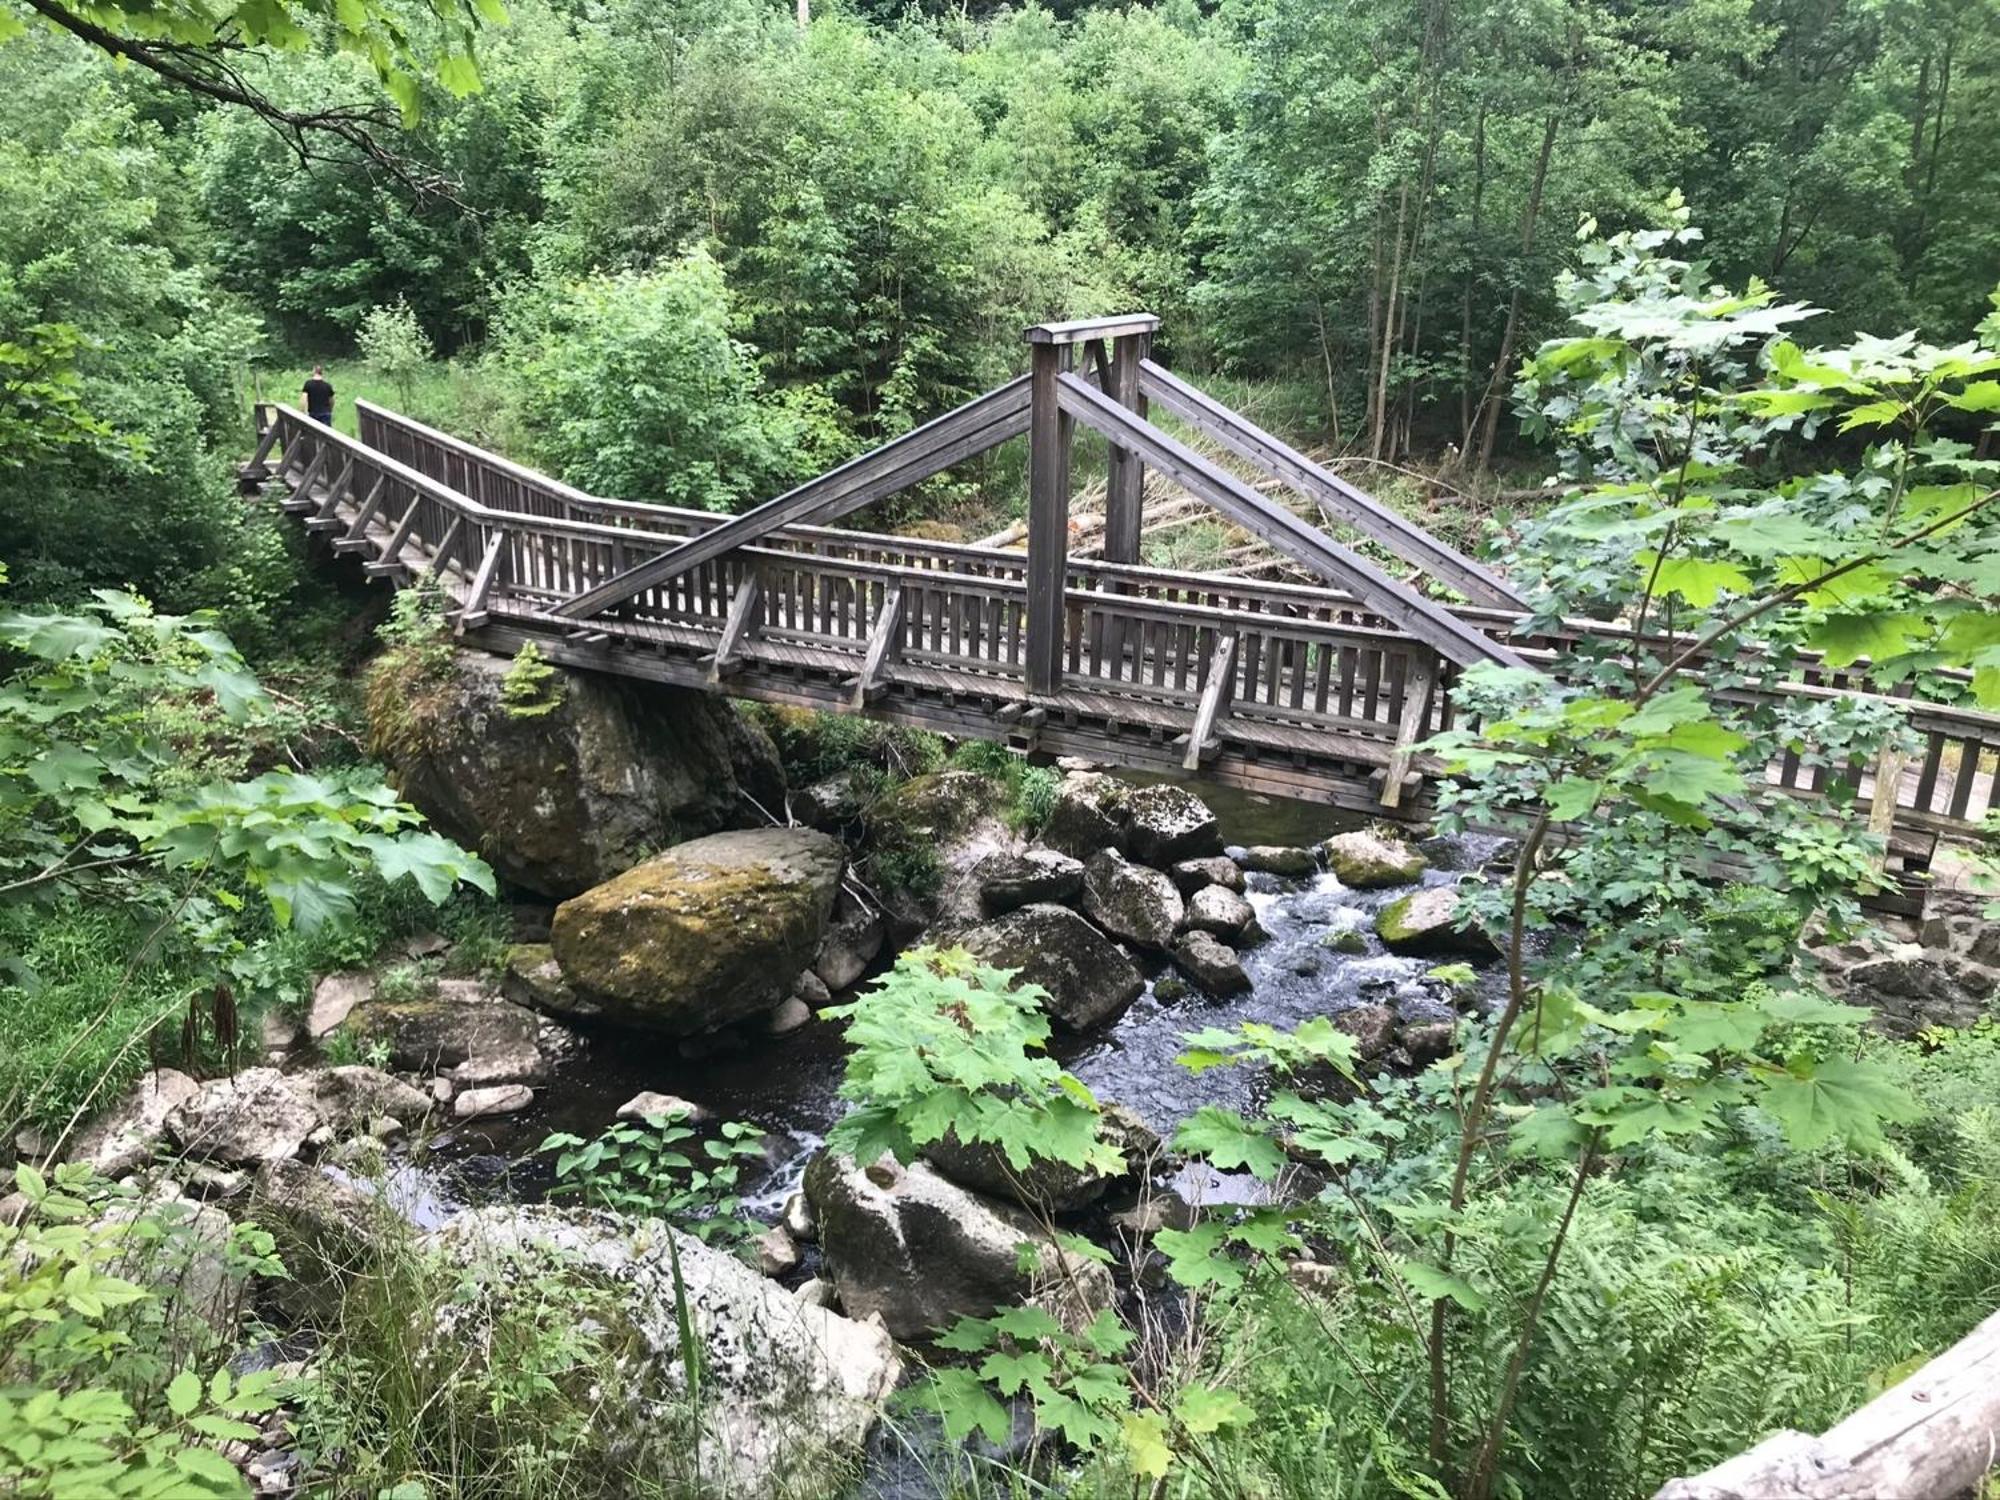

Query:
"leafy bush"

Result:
[[0, 1163, 286, 1498], [538, 1109, 767, 1243], [496, 250, 818, 511], [355, 298, 436, 409]]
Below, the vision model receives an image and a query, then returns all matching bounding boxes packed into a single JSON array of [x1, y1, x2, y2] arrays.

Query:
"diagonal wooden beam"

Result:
[[708, 569, 765, 683], [1183, 632, 1238, 771], [1055, 373, 1529, 672], [1378, 649, 1438, 808], [456, 532, 507, 634], [280, 448, 326, 513], [555, 377, 1033, 621], [1138, 360, 1529, 611], [850, 582, 905, 708]]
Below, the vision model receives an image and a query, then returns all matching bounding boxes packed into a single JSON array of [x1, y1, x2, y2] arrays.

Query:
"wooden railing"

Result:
[[256, 385, 2000, 861]]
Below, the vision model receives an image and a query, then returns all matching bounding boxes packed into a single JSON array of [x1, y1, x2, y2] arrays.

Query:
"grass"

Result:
[[241, 354, 520, 452]]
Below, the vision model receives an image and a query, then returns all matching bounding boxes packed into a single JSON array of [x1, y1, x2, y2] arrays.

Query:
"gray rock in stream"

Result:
[[167, 1068, 320, 1167], [974, 849, 1085, 914], [961, 903, 1144, 1030], [919, 1105, 1159, 1215], [1376, 885, 1500, 959], [804, 1152, 1113, 1342], [1119, 784, 1222, 866], [1169, 931, 1251, 996], [1170, 855, 1244, 894], [65, 1068, 200, 1179], [368, 648, 785, 899], [1082, 849, 1184, 951], [1039, 772, 1129, 859], [1184, 884, 1258, 941], [1319, 829, 1428, 888]]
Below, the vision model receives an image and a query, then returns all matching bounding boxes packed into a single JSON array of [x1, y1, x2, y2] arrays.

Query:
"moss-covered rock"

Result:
[[342, 980, 544, 1072], [1120, 784, 1221, 866], [1320, 829, 1428, 889], [551, 829, 843, 1035], [369, 649, 785, 899], [1375, 885, 1499, 959]]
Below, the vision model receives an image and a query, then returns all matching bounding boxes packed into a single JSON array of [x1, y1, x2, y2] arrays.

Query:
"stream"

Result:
[[395, 777, 1507, 1226]]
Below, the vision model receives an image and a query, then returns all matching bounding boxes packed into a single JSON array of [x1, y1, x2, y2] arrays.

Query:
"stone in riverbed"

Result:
[[1184, 883, 1257, 940], [502, 943, 589, 1019], [919, 1105, 1158, 1215], [1082, 849, 1184, 951], [167, 1069, 320, 1167], [617, 1091, 710, 1124], [803, 1152, 1114, 1342], [1376, 885, 1500, 959], [1039, 772, 1129, 859], [975, 849, 1085, 914], [551, 828, 844, 1036], [448, 1043, 550, 1088], [755, 1225, 801, 1277], [428, 1206, 901, 1500], [1169, 931, 1251, 996], [1399, 1019, 1458, 1063], [766, 997, 812, 1036], [814, 892, 884, 993], [311, 1066, 434, 1132], [454, 1084, 534, 1120], [1236, 845, 1318, 878], [308, 971, 373, 1038], [1319, 829, 1428, 889], [960, 903, 1144, 1030], [793, 969, 832, 1007], [1170, 855, 1244, 894], [65, 1068, 200, 1179], [342, 978, 545, 1073], [1119, 784, 1222, 866], [1334, 1003, 1397, 1059]]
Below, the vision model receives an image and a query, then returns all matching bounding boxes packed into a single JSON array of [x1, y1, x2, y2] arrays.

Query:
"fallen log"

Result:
[[1653, 1307, 2000, 1499]]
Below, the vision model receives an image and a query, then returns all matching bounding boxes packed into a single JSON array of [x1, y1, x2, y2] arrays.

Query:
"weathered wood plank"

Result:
[[1184, 633, 1238, 771], [851, 582, 905, 708], [555, 377, 1032, 619], [1138, 360, 1527, 611], [1025, 312, 1161, 346], [1653, 1305, 2000, 1500], [1104, 330, 1149, 568], [1025, 343, 1070, 695], [709, 569, 765, 683], [1378, 650, 1437, 808], [1054, 372, 1527, 673], [456, 532, 507, 634]]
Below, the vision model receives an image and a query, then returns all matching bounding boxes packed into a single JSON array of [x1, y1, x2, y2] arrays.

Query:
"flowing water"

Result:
[[405, 777, 1506, 1221]]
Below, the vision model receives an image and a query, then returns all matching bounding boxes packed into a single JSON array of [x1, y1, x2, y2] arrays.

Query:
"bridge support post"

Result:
[[1025, 339, 1072, 696], [1103, 329, 1149, 565]]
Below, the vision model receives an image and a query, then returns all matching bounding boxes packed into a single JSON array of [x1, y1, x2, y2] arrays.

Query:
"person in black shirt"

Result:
[[302, 366, 335, 425]]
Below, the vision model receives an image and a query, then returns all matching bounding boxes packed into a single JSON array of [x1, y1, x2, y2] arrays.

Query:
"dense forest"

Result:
[[3, 0, 2000, 1497]]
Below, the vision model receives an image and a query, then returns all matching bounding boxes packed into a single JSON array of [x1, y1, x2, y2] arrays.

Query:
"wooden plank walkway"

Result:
[[248, 315, 2000, 906]]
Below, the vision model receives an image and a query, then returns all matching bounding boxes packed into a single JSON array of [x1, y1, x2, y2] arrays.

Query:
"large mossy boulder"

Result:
[[1376, 885, 1500, 959], [919, 1105, 1159, 1215], [960, 903, 1144, 1030], [370, 650, 785, 899], [551, 829, 844, 1035], [428, 1205, 901, 1500], [1320, 829, 1428, 889], [803, 1152, 1113, 1342]]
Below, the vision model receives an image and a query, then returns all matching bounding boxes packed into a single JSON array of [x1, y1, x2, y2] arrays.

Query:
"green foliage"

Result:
[[825, 948, 1121, 1179], [538, 1110, 767, 1243], [496, 250, 822, 511], [363, 578, 461, 763], [354, 298, 435, 409], [0, 1163, 285, 1499], [0, 582, 490, 1129], [947, 740, 1059, 832], [498, 640, 562, 720]]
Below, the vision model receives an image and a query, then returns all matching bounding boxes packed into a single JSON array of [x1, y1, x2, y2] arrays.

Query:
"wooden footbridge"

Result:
[[251, 314, 1997, 903]]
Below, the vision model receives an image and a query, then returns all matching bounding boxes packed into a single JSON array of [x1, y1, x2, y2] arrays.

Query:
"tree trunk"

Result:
[[1474, 111, 1557, 469]]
